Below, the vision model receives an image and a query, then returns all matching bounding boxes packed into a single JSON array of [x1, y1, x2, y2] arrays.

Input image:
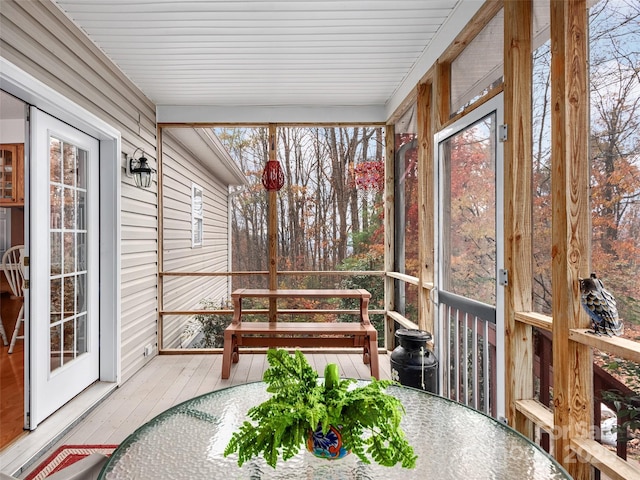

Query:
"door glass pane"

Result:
[[77, 233, 87, 271], [63, 143, 76, 186], [50, 324, 62, 370], [64, 188, 75, 229], [49, 135, 90, 372], [63, 319, 74, 363], [77, 273, 87, 312], [76, 152, 87, 189], [50, 140, 61, 184], [63, 232, 75, 274], [441, 114, 497, 305], [76, 314, 87, 355], [50, 232, 62, 275], [50, 278, 62, 323], [63, 276, 75, 318], [77, 191, 86, 230], [50, 185, 62, 228]]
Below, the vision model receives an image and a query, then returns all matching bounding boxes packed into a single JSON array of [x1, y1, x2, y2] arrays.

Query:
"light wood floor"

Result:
[[17, 351, 390, 478], [0, 296, 25, 450]]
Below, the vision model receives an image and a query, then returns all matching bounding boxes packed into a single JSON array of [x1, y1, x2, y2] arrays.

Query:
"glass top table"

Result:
[[99, 381, 570, 479]]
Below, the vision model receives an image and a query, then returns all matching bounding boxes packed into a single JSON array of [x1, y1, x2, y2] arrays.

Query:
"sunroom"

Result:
[[0, 0, 639, 479]]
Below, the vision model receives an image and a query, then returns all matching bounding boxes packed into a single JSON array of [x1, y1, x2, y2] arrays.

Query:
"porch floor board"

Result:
[[15, 351, 389, 478]]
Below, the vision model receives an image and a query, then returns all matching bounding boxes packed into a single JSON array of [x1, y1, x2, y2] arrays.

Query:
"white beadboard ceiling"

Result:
[[52, 0, 483, 123]]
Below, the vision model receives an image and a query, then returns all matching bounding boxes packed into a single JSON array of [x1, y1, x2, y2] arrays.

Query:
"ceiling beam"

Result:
[[156, 104, 387, 124]]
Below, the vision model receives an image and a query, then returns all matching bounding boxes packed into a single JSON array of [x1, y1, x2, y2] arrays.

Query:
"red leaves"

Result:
[[353, 160, 384, 191]]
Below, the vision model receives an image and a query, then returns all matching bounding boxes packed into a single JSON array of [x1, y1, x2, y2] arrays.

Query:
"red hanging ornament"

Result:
[[261, 160, 285, 191]]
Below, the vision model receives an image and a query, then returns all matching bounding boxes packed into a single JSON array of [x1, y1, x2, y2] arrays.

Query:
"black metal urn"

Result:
[[390, 329, 438, 393]]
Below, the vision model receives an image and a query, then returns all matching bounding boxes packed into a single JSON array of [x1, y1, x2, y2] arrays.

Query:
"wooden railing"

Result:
[[516, 312, 640, 480], [158, 270, 388, 352], [438, 290, 497, 417], [534, 329, 639, 462]]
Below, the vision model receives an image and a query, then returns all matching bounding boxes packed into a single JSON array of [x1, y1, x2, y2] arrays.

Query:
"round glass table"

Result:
[[99, 382, 570, 479]]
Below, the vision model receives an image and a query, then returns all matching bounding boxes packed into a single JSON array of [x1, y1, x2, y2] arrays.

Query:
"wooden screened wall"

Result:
[[398, 1, 640, 478]]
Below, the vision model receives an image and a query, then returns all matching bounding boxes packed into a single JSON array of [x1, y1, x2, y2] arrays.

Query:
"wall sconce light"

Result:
[[126, 148, 156, 189]]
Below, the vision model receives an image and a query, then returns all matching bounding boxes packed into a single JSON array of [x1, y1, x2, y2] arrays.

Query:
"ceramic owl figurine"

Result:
[[579, 273, 624, 337]]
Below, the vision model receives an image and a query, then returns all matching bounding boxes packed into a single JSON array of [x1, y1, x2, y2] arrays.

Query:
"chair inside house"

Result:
[[0, 293, 7, 347], [2, 245, 25, 354]]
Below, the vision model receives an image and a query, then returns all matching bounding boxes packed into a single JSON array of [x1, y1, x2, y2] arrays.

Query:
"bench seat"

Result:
[[221, 288, 379, 379]]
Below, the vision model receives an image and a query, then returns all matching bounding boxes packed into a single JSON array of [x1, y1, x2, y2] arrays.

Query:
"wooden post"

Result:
[[156, 125, 164, 350], [268, 124, 278, 321], [503, 0, 534, 436], [550, 0, 592, 477], [434, 61, 450, 130], [417, 82, 435, 335], [384, 125, 395, 351]]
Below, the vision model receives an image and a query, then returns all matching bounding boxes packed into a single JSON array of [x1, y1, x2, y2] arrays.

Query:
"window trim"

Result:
[[191, 182, 203, 248]]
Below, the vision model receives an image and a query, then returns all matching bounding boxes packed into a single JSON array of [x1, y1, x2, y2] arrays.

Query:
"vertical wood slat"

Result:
[[503, 0, 534, 437], [268, 125, 278, 321], [463, 313, 469, 405], [472, 317, 479, 410], [483, 320, 490, 414], [157, 126, 165, 350], [454, 309, 460, 402], [550, 0, 592, 478], [539, 331, 552, 452], [434, 61, 451, 130], [432, 57, 450, 396], [417, 82, 435, 335], [444, 305, 451, 398], [384, 125, 396, 351]]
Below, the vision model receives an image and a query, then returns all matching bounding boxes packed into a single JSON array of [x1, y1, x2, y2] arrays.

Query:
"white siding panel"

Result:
[[120, 314, 157, 381], [163, 256, 227, 274], [163, 216, 192, 229], [0, 0, 159, 382], [121, 251, 157, 270], [161, 133, 232, 349], [121, 211, 157, 229]]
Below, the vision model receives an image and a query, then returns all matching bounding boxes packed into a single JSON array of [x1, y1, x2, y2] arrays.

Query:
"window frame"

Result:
[[191, 182, 203, 248]]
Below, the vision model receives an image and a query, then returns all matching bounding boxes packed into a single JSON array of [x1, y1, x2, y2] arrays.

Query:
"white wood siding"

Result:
[[0, 0, 158, 382], [162, 133, 231, 348]]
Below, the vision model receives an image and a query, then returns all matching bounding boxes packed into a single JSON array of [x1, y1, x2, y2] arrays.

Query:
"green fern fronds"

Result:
[[223, 349, 416, 469]]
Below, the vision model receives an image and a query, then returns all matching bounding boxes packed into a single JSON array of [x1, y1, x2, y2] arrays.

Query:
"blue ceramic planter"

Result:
[[306, 424, 350, 460]]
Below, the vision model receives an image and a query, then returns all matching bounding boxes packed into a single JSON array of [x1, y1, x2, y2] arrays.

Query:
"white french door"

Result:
[[434, 94, 505, 419], [29, 108, 100, 427]]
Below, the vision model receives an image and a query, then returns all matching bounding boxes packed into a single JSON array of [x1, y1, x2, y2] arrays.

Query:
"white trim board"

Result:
[[0, 57, 122, 397], [157, 104, 386, 124]]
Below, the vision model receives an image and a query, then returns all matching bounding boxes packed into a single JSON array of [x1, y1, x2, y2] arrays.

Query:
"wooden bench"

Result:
[[221, 288, 379, 380]]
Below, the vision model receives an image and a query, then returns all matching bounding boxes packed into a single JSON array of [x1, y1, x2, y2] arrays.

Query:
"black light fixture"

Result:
[[127, 148, 156, 189]]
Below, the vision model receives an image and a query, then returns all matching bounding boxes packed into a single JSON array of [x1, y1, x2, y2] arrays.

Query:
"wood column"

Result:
[[156, 125, 164, 350], [503, 0, 534, 435], [434, 61, 450, 130], [417, 82, 434, 335], [384, 125, 395, 350], [550, 0, 592, 477], [268, 124, 278, 321]]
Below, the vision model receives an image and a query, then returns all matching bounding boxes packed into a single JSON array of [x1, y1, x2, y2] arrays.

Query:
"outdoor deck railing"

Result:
[[438, 290, 497, 417], [534, 328, 639, 474], [158, 270, 388, 350]]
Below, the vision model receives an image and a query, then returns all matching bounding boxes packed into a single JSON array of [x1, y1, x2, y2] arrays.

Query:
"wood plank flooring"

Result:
[[0, 299, 25, 450], [16, 351, 390, 478]]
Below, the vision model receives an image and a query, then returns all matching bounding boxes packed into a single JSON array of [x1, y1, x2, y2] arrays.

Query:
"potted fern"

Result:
[[224, 349, 417, 469]]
